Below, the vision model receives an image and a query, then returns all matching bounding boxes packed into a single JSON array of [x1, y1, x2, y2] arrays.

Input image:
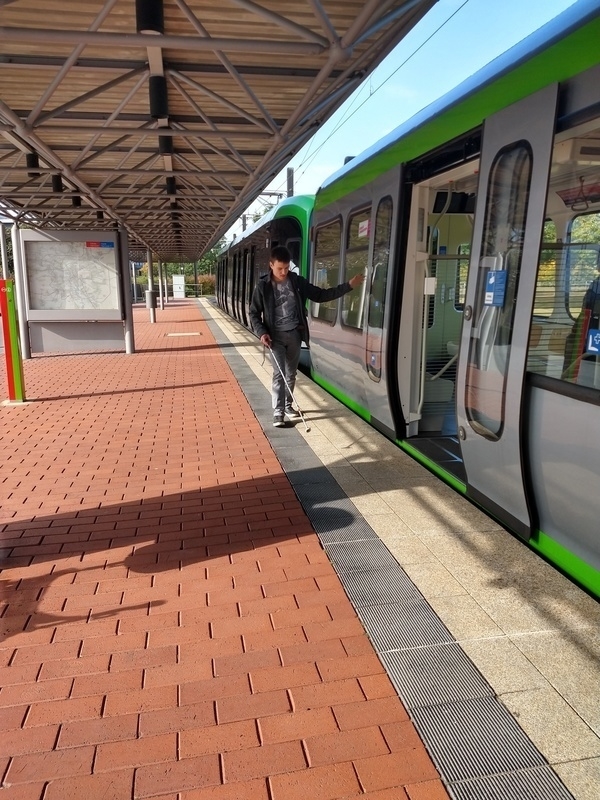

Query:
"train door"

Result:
[[400, 163, 477, 474], [240, 248, 248, 327], [234, 251, 243, 322], [456, 85, 558, 539], [244, 246, 256, 328]]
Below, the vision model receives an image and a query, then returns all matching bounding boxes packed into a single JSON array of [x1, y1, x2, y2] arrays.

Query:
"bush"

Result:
[[183, 276, 216, 297]]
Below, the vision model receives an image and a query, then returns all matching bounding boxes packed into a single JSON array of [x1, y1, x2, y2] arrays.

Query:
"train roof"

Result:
[[316, 0, 600, 209], [227, 194, 315, 250]]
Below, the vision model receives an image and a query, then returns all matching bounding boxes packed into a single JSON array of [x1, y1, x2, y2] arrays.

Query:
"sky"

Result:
[[225, 0, 580, 241]]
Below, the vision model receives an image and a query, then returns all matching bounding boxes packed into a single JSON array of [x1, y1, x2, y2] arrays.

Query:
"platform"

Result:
[[1, 298, 599, 800]]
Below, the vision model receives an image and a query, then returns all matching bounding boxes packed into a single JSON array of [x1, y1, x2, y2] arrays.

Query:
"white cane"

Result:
[[268, 346, 311, 433]]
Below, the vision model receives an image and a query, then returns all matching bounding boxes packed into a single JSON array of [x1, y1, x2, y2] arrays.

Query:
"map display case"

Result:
[[18, 229, 129, 353]]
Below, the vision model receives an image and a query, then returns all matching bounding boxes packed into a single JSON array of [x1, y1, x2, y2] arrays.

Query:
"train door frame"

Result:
[[286, 237, 301, 275], [231, 251, 239, 321], [401, 181, 435, 436], [226, 256, 233, 317], [456, 84, 559, 540], [240, 248, 249, 327], [400, 168, 475, 436], [244, 245, 256, 328]]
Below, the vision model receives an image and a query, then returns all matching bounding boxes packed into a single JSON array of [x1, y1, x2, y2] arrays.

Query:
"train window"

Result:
[[311, 220, 342, 324], [528, 127, 600, 388], [465, 143, 532, 440], [568, 214, 600, 315], [560, 213, 600, 385], [342, 207, 371, 329], [367, 197, 393, 381], [530, 221, 558, 323], [286, 239, 301, 274], [455, 244, 470, 310]]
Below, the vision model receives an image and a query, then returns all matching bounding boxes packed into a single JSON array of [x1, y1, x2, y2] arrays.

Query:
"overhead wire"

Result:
[[290, 0, 471, 187], [231, 0, 471, 236]]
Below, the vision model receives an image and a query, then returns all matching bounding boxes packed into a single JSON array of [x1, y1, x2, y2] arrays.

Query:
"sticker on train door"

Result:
[[586, 328, 600, 354], [484, 270, 507, 306]]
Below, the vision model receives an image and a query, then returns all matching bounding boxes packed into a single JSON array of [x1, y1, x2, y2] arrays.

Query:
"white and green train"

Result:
[[217, 0, 600, 599]]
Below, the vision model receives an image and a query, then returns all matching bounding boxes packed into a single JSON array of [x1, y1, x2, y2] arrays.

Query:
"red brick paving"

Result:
[[0, 300, 449, 799]]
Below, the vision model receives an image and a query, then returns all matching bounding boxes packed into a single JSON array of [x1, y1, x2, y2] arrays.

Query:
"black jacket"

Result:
[[249, 271, 352, 346]]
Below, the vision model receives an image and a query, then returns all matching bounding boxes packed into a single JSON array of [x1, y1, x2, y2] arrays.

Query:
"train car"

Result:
[[304, 0, 600, 597], [216, 195, 314, 331]]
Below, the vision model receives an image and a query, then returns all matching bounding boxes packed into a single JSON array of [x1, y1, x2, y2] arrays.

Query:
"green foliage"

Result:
[[158, 237, 227, 281], [1, 226, 13, 274], [569, 212, 600, 287], [184, 275, 216, 296], [252, 203, 274, 223], [571, 212, 600, 242]]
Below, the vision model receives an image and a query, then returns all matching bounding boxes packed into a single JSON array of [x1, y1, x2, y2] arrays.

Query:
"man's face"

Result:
[[270, 259, 290, 283]]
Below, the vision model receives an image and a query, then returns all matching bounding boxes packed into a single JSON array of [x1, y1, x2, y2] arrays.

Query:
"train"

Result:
[[216, 0, 600, 599]]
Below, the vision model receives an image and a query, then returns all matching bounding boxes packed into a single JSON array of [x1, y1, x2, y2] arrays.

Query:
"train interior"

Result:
[[529, 121, 600, 386], [404, 118, 600, 483], [400, 161, 479, 481]]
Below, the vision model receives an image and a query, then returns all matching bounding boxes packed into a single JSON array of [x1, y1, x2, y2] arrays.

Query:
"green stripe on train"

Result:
[[312, 371, 600, 599], [316, 18, 600, 209], [401, 441, 600, 599], [311, 371, 371, 422]]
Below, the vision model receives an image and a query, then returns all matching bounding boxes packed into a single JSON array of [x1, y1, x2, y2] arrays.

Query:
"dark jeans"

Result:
[[270, 328, 302, 412]]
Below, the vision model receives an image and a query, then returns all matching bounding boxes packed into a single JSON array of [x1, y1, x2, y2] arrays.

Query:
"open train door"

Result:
[[455, 84, 558, 540]]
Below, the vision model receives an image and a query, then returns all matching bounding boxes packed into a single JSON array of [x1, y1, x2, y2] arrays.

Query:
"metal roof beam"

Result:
[[0, 28, 325, 55], [176, 170, 231, 209], [168, 68, 274, 135], [306, 0, 339, 42], [168, 86, 253, 173], [0, 124, 272, 140], [35, 67, 147, 127], [26, 0, 120, 127], [11, 111, 289, 126], [0, 54, 333, 79], [171, 121, 251, 175], [72, 72, 150, 169], [73, 167, 243, 178], [351, 0, 425, 47], [174, 0, 279, 135], [227, 0, 329, 46]]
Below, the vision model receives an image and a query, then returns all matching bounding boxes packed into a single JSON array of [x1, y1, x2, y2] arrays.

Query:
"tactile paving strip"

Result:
[[411, 695, 548, 782], [357, 600, 454, 650], [323, 538, 400, 572], [380, 643, 492, 708], [205, 305, 576, 800], [450, 766, 578, 800], [340, 567, 422, 606]]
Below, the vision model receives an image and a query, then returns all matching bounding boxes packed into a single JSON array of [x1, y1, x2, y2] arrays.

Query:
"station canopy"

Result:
[[0, 0, 437, 261]]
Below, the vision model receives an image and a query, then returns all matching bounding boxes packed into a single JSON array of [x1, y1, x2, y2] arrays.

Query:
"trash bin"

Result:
[[145, 290, 157, 309]]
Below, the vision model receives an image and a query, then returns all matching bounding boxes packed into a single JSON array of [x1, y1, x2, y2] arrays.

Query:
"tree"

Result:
[[252, 203, 274, 223], [153, 238, 227, 281], [198, 237, 227, 275]]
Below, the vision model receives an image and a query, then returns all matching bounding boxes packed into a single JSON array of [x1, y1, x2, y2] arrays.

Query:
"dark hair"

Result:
[[270, 245, 291, 264]]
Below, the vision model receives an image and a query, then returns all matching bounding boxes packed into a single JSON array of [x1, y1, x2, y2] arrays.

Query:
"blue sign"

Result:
[[484, 270, 507, 307], [586, 328, 600, 355]]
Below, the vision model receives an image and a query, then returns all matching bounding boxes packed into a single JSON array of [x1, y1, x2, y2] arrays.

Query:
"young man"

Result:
[[249, 245, 364, 427]]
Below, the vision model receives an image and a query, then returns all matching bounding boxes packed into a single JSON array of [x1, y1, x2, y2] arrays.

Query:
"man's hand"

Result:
[[349, 273, 365, 289], [260, 333, 272, 348]]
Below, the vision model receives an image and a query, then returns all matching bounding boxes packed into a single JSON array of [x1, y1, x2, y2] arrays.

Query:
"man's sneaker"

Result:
[[284, 407, 302, 422], [273, 412, 285, 427]]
